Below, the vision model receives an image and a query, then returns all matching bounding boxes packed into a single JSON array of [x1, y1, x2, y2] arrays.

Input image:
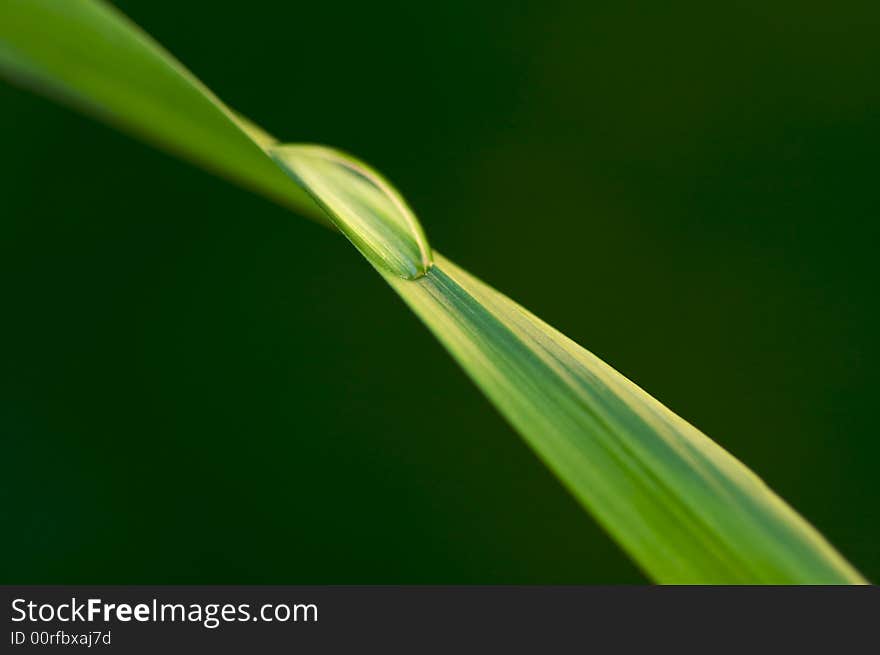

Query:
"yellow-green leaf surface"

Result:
[[0, 0, 867, 583], [384, 255, 865, 583], [0, 0, 326, 224]]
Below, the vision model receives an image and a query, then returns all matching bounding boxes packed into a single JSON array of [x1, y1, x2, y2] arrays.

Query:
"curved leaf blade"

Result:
[[385, 254, 866, 584], [0, 0, 326, 223], [0, 0, 866, 584]]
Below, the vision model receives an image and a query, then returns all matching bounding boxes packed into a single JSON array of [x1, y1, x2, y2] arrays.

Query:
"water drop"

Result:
[[271, 144, 432, 279]]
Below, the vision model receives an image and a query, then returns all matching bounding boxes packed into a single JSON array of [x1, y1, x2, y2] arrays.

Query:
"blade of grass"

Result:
[[0, 0, 327, 224], [0, 0, 867, 583], [382, 254, 865, 583]]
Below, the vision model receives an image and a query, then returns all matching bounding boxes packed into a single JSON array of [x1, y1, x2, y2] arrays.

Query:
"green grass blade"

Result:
[[0, 0, 326, 224], [0, 0, 866, 583], [384, 255, 866, 583]]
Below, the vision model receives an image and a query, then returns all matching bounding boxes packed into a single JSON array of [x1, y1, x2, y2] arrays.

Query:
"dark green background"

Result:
[[2, 1, 878, 583]]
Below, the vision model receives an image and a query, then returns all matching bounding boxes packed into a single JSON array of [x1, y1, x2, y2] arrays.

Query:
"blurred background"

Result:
[[1, 1, 878, 583]]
